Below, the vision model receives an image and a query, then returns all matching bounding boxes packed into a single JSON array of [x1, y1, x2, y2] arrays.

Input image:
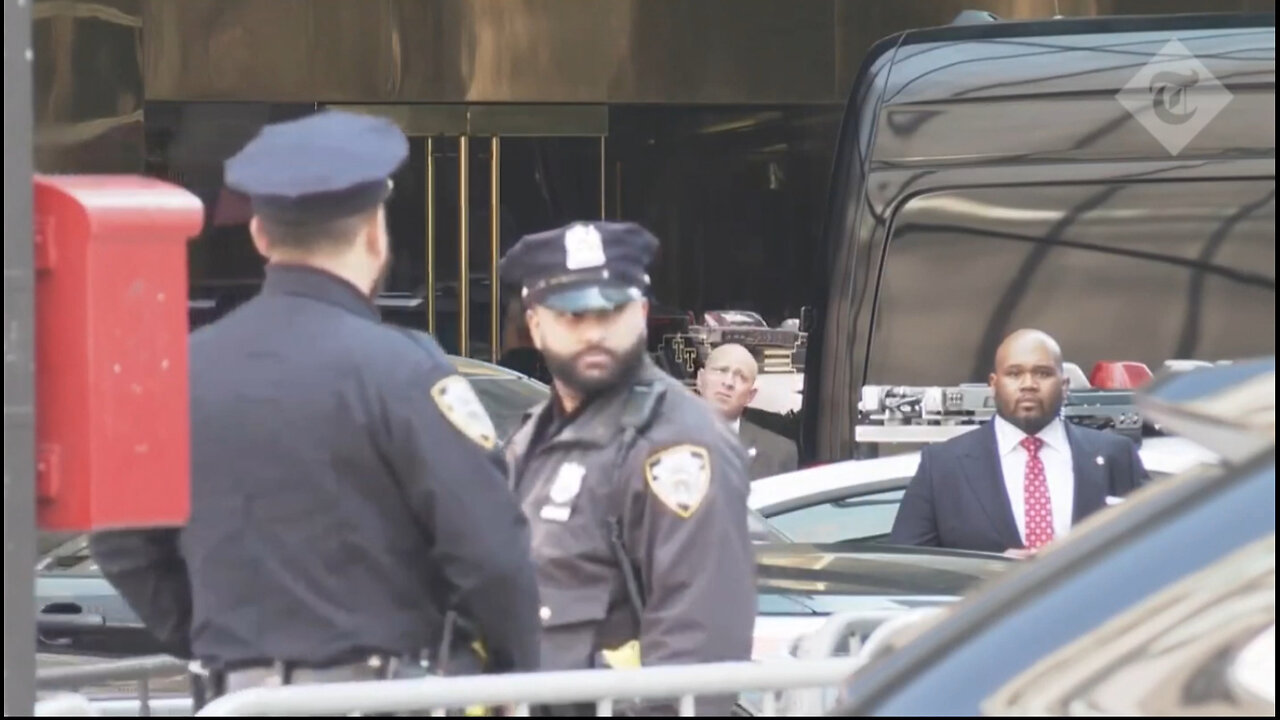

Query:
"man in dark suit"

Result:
[[696, 343, 799, 480], [889, 329, 1149, 556]]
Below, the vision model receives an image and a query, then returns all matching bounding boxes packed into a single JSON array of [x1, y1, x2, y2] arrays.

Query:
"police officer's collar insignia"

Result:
[[549, 462, 586, 504], [430, 375, 498, 450], [644, 444, 712, 519], [564, 223, 606, 270]]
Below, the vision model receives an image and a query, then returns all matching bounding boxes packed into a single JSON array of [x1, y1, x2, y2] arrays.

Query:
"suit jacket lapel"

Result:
[[962, 422, 1024, 550], [1066, 423, 1107, 523]]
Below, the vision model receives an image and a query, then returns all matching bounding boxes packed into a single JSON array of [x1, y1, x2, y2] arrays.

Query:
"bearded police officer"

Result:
[[89, 110, 541, 705], [499, 221, 757, 716]]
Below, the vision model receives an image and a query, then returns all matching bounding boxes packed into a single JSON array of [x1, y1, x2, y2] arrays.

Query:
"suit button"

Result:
[[539, 606, 551, 622]]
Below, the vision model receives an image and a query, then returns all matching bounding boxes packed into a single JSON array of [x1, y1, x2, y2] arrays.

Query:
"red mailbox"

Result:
[[34, 175, 205, 531]]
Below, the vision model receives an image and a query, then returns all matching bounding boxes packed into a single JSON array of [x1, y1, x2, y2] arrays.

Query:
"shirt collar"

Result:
[[731, 417, 741, 433], [994, 414, 1068, 456], [260, 263, 380, 322]]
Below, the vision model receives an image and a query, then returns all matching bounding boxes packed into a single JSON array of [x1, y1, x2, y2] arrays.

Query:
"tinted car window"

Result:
[[869, 180, 1275, 386], [767, 488, 906, 544]]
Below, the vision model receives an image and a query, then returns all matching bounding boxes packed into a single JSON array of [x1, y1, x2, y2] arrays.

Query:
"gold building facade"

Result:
[[33, 0, 1275, 360]]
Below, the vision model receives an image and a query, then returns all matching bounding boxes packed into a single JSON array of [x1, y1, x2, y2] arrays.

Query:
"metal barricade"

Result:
[[194, 658, 864, 716], [36, 655, 193, 717], [35, 694, 194, 717], [782, 607, 949, 715], [27, 609, 940, 716]]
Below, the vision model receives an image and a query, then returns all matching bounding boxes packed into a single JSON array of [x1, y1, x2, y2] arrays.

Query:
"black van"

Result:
[[799, 11, 1276, 464]]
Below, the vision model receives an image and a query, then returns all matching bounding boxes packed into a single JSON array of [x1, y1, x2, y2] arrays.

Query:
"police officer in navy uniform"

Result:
[[499, 221, 757, 716], [89, 109, 542, 704]]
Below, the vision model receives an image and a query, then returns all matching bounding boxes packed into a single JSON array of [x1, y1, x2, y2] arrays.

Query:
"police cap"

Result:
[[499, 221, 659, 313], [224, 109, 409, 226]]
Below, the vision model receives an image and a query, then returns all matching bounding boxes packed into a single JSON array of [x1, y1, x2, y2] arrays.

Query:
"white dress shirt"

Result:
[[730, 417, 741, 434], [993, 415, 1075, 544]]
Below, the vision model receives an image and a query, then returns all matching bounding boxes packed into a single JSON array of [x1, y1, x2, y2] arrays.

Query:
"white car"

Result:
[[749, 435, 1222, 547]]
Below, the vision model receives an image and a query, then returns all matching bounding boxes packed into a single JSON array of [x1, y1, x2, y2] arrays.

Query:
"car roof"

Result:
[[749, 433, 1221, 513]]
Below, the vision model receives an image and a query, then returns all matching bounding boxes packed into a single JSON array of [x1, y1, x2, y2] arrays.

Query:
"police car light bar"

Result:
[[856, 382, 1146, 444]]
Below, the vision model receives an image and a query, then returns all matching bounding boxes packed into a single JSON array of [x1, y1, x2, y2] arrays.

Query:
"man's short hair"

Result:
[[258, 209, 375, 254]]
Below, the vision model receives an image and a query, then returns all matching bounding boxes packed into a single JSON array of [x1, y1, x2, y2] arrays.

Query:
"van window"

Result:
[[868, 180, 1275, 385]]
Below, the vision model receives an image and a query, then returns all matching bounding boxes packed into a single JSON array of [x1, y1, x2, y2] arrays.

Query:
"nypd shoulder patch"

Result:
[[644, 444, 712, 519], [430, 374, 498, 450]]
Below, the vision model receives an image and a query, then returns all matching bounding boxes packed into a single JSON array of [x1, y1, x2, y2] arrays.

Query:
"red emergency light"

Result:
[[1090, 361, 1154, 390]]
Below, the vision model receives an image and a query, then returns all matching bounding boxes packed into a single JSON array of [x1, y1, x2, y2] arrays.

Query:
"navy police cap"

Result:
[[224, 109, 409, 225], [499, 221, 660, 313]]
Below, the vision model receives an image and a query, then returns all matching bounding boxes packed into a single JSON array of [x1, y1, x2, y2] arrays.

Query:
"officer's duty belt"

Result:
[[197, 652, 418, 703]]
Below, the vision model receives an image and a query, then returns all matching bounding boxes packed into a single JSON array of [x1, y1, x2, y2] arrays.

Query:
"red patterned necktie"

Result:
[[1020, 435, 1054, 549]]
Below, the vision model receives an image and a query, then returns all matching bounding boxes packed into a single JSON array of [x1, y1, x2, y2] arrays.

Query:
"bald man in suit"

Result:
[[696, 343, 799, 481], [890, 329, 1150, 556]]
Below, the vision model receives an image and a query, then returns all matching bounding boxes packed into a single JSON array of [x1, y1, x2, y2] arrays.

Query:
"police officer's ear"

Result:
[[248, 216, 270, 260], [525, 305, 545, 352], [360, 205, 390, 262]]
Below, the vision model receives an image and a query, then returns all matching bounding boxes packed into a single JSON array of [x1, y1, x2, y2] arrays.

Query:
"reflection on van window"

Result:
[[980, 534, 1275, 716], [869, 180, 1275, 386]]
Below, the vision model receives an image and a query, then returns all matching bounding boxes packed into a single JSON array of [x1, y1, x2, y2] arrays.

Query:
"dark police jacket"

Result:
[[89, 264, 541, 674], [504, 357, 757, 701]]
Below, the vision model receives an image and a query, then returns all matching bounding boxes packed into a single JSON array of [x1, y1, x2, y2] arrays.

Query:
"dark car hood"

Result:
[[755, 542, 1013, 600]]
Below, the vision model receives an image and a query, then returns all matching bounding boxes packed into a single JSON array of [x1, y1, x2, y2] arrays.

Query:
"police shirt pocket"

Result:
[[536, 585, 611, 671]]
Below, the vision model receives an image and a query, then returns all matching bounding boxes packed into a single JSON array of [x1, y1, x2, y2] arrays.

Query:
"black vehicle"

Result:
[[800, 11, 1276, 463], [830, 357, 1275, 716]]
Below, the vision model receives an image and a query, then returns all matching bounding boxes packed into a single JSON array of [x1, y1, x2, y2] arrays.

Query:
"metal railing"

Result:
[[36, 693, 194, 716], [195, 658, 864, 716], [28, 607, 933, 717], [36, 654, 192, 717]]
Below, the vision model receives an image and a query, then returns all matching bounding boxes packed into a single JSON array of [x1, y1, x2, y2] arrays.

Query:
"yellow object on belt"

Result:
[[601, 640, 642, 669]]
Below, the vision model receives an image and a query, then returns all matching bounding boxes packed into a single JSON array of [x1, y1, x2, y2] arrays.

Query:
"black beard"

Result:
[[997, 402, 1062, 436], [543, 334, 647, 399]]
